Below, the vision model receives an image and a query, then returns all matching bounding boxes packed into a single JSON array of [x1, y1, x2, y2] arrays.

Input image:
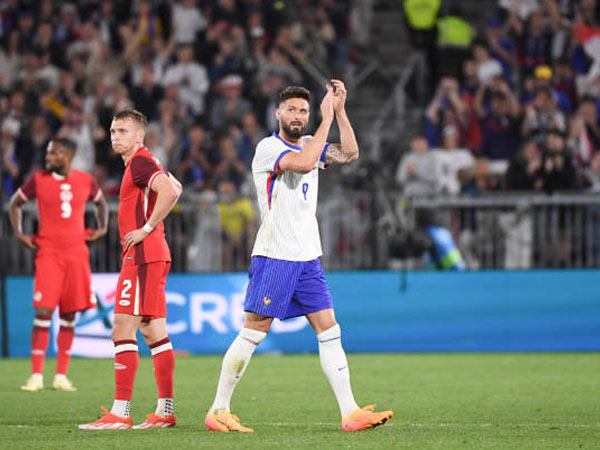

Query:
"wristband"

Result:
[[143, 222, 154, 234]]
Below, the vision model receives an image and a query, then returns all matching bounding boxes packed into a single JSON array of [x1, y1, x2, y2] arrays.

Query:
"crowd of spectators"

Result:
[[0, 0, 352, 200], [398, 0, 600, 197]]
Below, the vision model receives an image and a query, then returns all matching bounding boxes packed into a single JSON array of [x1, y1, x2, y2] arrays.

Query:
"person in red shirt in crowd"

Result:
[[9, 138, 108, 392], [79, 110, 182, 430]]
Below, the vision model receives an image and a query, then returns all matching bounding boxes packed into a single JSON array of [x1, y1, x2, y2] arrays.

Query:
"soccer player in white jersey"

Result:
[[205, 82, 393, 432]]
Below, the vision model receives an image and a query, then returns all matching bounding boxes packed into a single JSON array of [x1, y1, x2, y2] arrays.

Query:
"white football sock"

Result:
[[155, 398, 174, 417], [211, 327, 266, 414], [110, 399, 131, 418], [317, 324, 359, 417]]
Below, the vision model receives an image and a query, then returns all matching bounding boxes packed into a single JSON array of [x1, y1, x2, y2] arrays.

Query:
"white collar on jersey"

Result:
[[51, 172, 66, 180]]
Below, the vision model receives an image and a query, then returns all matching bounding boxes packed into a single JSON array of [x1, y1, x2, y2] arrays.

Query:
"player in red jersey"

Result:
[[9, 138, 108, 392], [79, 110, 182, 430]]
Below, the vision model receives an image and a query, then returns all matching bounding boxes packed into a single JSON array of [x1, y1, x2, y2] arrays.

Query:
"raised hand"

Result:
[[330, 79, 347, 113], [320, 84, 335, 122]]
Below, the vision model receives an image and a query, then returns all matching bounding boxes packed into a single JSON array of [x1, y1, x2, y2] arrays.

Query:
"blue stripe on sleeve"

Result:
[[320, 143, 330, 163], [273, 149, 292, 173]]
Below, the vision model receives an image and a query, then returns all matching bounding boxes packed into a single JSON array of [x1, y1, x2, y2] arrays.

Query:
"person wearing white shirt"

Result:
[[204, 83, 393, 433], [162, 44, 209, 116], [431, 125, 475, 195], [172, 0, 207, 44]]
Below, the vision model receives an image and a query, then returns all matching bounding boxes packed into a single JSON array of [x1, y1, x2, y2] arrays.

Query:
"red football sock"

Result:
[[150, 337, 174, 398], [56, 319, 75, 375], [31, 317, 51, 375], [113, 340, 139, 401]]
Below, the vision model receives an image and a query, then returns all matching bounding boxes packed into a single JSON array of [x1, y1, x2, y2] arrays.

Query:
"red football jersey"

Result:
[[18, 169, 101, 250], [118, 147, 171, 266]]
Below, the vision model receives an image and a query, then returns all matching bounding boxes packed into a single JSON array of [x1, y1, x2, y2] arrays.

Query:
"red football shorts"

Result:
[[33, 246, 96, 313], [114, 261, 170, 320]]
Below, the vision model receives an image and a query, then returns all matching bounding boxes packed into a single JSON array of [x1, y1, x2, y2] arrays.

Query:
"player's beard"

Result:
[[281, 121, 305, 140], [47, 162, 65, 175]]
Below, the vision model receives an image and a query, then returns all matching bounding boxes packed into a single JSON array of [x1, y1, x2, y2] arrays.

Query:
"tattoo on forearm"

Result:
[[325, 144, 358, 165]]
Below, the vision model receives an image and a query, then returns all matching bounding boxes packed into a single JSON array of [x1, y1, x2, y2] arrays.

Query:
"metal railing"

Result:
[[404, 194, 600, 269], [3, 192, 600, 273]]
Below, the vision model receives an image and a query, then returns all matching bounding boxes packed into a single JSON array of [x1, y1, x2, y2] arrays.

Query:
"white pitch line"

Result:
[[247, 422, 597, 429]]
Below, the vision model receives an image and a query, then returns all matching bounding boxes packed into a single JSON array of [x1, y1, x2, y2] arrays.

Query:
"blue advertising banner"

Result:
[[5, 270, 600, 357]]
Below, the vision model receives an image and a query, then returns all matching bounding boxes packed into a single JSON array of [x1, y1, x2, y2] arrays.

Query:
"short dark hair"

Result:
[[278, 86, 310, 105], [54, 137, 77, 155], [113, 109, 148, 130], [580, 95, 596, 106]]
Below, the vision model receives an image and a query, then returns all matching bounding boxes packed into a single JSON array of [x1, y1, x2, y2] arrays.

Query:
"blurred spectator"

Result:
[[217, 179, 256, 270], [13, 114, 50, 185], [33, 21, 65, 69], [163, 44, 210, 118], [238, 110, 267, 169], [570, 96, 600, 169], [273, 23, 310, 68], [586, 151, 600, 191], [425, 77, 469, 146], [255, 73, 285, 131], [16, 11, 36, 51], [430, 125, 475, 195], [35, 50, 60, 90], [145, 123, 171, 168], [0, 30, 22, 89], [255, 45, 302, 87], [522, 87, 567, 142], [508, 9, 554, 75], [54, 3, 82, 47], [86, 29, 133, 88], [131, 0, 162, 47], [460, 59, 481, 99], [505, 140, 543, 190], [499, 0, 540, 22], [209, 74, 251, 129], [521, 65, 571, 113], [172, 0, 207, 45], [473, 41, 504, 84], [436, 5, 476, 80], [319, 0, 351, 78], [213, 132, 247, 189], [150, 98, 185, 172], [58, 98, 95, 173], [94, 0, 121, 52], [131, 64, 163, 121], [212, 0, 245, 28], [111, 83, 134, 113], [209, 33, 248, 82], [553, 58, 577, 110], [395, 135, 437, 197], [176, 123, 212, 190], [474, 77, 521, 161], [539, 129, 578, 193], [484, 17, 516, 81]]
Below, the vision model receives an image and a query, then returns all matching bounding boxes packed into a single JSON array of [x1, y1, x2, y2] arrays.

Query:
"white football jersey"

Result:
[[251, 132, 328, 261]]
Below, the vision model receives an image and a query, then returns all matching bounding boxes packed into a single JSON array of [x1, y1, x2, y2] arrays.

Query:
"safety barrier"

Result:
[[2, 192, 600, 273]]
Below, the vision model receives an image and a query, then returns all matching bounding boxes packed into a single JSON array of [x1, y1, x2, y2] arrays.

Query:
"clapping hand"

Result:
[[320, 84, 335, 122], [330, 79, 347, 113]]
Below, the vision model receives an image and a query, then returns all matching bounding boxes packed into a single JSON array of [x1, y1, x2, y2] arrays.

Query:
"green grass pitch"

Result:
[[1, 353, 599, 449]]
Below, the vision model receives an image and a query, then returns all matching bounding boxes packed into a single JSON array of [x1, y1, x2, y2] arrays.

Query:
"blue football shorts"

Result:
[[243, 256, 333, 320]]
